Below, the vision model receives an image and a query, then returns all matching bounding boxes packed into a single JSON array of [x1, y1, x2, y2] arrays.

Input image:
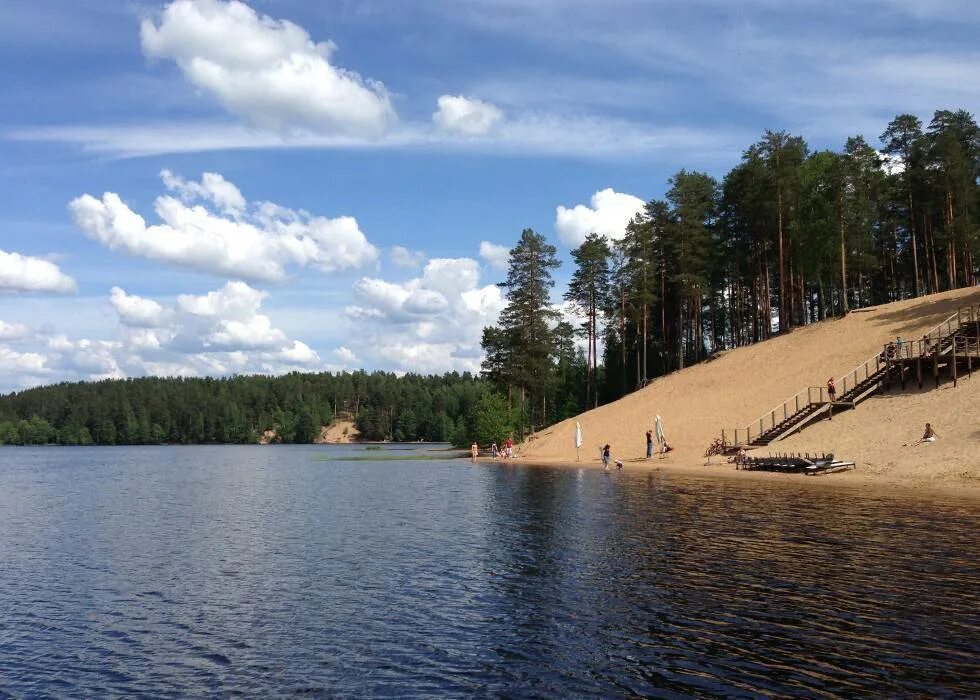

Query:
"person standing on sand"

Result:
[[646, 430, 654, 459], [491, 442, 499, 459], [505, 437, 513, 458], [827, 377, 837, 403]]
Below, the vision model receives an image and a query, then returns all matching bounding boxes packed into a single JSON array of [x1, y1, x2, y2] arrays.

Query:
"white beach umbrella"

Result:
[[575, 421, 583, 461]]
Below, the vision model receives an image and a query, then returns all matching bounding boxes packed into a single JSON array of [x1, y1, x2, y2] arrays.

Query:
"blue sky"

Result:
[[0, 0, 977, 391]]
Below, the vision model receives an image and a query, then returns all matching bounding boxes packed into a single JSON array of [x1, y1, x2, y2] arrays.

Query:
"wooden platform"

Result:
[[737, 452, 855, 475]]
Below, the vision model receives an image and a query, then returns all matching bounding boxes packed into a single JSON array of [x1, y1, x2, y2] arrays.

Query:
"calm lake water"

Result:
[[1, 445, 977, 697]]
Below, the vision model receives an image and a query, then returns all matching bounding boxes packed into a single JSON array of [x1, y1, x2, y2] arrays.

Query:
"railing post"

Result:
[[795, 395, 800, 412], [952, 335, 958, 387]]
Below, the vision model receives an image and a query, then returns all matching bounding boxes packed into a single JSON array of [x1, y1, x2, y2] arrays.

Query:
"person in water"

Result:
[[470, 442, 479, 459], [602, 444, 611, 470], [646, 429, 654, 459], [491, 442, 499, 459]]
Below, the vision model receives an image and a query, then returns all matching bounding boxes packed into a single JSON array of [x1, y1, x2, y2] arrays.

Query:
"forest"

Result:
[[0, 371, 493, 446], [483, 110, 979, 434], [1, 109, 977, 447]]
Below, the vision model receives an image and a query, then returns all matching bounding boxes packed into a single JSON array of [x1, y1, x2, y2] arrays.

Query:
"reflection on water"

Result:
[[0, 445, 977, 696]]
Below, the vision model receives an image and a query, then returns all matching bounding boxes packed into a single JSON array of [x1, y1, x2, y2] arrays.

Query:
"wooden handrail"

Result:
[[723, 304, 979, 447]]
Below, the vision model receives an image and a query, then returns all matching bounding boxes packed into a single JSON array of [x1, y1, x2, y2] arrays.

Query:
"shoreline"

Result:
[[485, 456, 980, 502]]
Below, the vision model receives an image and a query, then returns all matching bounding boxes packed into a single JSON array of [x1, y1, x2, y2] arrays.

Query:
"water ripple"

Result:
[[0, 445, 977, 697]]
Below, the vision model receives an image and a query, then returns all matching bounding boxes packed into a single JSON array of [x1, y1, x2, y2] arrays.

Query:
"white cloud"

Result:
[[555, 188, 644, 248], [479, 241, 510, 271], [0, 248, 78, 294], [334, 346, 358, 364], [14, 116, 742, 163], [110, 286, 170, 328], [173, 281, 290, 351], [344, 257, 505, 374], [0, 346, 49, 377], [433, 95, 504, 136], [4, 281, 326, 390], [161, 168, 245, 216], [69, 170, 377, 282], [141, 0, 394, 136], [389, 245, 426, 268], [0, 320, 31, 341]]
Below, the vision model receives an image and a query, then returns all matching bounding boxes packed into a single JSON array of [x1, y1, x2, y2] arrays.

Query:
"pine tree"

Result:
[[491, 228, 561, 435], [564, 233, 610, 408]]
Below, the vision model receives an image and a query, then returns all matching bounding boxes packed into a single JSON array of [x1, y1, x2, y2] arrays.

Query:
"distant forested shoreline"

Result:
[[0, 372, 508, 447]]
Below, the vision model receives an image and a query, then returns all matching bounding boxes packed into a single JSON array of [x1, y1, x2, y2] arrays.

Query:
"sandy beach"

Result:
[[513, 287, 980, 497]]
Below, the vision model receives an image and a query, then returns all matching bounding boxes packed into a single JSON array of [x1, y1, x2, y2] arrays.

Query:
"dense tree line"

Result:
[[484, 109, 979, 428], [0, 371, 492, 446]]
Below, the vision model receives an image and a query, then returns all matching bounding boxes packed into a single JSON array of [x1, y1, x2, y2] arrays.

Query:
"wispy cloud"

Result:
[[11, 115, 745, 162]]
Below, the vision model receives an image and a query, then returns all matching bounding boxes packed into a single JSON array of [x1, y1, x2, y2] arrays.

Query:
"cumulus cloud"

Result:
[[389, 245, 426, 268], [433, 95, 504, 136], [0, 346, 49, 377], [161, 168, 245, 216], [0, 280, 341, 391], [479, 241, 510, 271], [0, 248, 77, 294], [554, 188, 645, 248], [344, 257, 505, 374], [0, 320, 31, 341], [141, 0, 394, 136], [69, 170, 377, 282], [110, 286, 170, 328], [334, 346, 358, 364]]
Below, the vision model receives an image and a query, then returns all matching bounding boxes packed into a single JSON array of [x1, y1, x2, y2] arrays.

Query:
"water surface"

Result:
[[1, 445, 977, 697]]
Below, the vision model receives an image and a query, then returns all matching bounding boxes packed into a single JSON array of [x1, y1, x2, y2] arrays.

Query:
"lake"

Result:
[[1, 445, 977, 697]]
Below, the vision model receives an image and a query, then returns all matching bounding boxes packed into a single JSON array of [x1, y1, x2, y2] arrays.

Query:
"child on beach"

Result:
[[660, 439, 674, 458], [905, 423, 938, 447]]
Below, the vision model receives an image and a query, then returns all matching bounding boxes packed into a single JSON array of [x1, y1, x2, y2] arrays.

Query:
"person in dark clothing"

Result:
[[645, 430, 654, 459]]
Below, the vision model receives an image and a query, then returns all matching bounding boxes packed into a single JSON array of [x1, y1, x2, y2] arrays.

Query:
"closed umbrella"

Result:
[[575, 421, 582, 461], [655, 414, 665, 445]]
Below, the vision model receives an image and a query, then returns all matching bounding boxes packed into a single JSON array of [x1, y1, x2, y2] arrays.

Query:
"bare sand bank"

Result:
[[514, 287, 980, 497]]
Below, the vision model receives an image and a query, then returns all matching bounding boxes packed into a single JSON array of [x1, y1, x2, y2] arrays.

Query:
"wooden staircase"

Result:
[[722, 303, 980, 449]]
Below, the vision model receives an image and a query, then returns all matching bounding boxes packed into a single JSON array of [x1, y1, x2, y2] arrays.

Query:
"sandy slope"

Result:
[[318, 420, 360, 443], [517, 287, 980, 493]]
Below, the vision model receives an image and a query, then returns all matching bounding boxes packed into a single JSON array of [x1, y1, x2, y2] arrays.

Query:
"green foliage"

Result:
[[0, 371, 485, 446], [472, 392, 516, 446]]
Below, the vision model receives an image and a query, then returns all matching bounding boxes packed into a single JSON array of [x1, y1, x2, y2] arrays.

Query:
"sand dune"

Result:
[[517, 287, 980, 493]]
